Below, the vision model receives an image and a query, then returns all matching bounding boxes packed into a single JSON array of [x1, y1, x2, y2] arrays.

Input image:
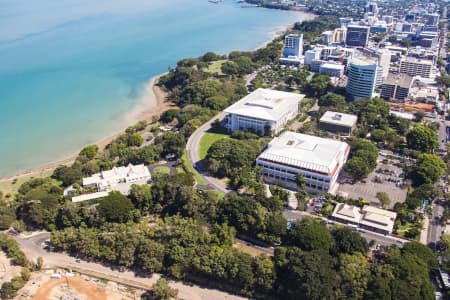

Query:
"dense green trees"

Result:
[[16, 178, 62, 229], [331, 227, 369, 254], [339, 252, 370, 300], [154, 132, 186, 158], [148, 278, 178, 300], [0, 200, 16, 230], [275, 247, 336, 300], [406, 125, 439, 152], [306, 73, 331, 97], [411, 153, 446, 186], [218, 193, 286, 244], [286, 219, 332, 251], [364, 246, 435, 300], [318, 92, 346, 109], [406, 184, 437, 209], [344, 138, 378, 180], [78, 145, 99, 160], [51, 216, 272, 297], [206, 139, 258, 178], [97, 191, 135, 223], [0, 234, 31, 298], [293, 17, 339, 43]]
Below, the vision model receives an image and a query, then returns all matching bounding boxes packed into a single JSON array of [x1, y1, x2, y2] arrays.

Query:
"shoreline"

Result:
[[0, 12, 316, 183], [0, 75, 170, 182], [252, 11, 315, 51]]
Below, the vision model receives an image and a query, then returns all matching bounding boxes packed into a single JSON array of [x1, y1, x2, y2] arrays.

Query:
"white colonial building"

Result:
[[256, 131, 350, 193], [83, 163, 151, 192], [224, 89, 304, 136]]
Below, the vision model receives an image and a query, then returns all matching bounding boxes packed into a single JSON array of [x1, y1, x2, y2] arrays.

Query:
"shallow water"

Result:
[[0, 0, 309, 176]]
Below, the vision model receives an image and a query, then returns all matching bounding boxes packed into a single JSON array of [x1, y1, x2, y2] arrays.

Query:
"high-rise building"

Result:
[[346, 57, 383, 100], [346, 25, 370, 47], [383, 16, 394, 26], [365, 1, 378, 16], [399, 57, 432, 78], [426, 13, 440, 26], [339, 17, 353, 28], [405, 14, 416, 22], [380, 73, 413, 101], [304, 48, 322, 65], [283, 34, 303, 58]]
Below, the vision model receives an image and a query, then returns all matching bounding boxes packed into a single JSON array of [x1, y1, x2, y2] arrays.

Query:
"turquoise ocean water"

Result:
[[0, 0, 309, 177]]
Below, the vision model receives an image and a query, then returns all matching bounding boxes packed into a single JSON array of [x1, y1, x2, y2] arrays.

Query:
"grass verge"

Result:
[[181, 150, 207, 185], [199, 132, 229, 160]]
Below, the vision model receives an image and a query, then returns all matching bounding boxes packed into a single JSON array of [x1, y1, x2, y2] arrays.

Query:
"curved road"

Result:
[[186, 111, 230, 193]]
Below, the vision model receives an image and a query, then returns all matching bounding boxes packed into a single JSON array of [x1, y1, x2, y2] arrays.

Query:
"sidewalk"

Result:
[[420, 216, 429, 245]]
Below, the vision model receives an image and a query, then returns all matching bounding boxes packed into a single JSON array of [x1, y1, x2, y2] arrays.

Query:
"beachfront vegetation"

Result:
[[0, 234, 32, 299]]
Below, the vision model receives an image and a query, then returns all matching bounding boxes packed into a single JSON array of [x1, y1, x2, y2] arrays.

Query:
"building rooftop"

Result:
[[332, 203, 362, 223], [320, 63, 346, 71], [332, 203, 397, 233], [360, 205, 397, 233], [350, 56, 377, 66], [347, 24, 370, 29], [224, 88, 304, 121], [320, 111, 358, 128], [83, 164, 151, 187], [401, 56, 433, 65], [384, 73, 414, 88], [257, 131, 350, 175]]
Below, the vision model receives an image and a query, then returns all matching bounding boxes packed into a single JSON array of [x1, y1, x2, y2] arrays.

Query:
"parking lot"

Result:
[[337, 162, 407, 209]]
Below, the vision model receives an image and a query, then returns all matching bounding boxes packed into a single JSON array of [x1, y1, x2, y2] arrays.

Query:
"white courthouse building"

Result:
[[83, 163, 151, 192], [256, 131, 350, 193], [224, 89, 304, 136]]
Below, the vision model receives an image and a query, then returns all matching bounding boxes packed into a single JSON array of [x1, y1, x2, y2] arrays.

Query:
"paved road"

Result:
[[427, 8, 449, 249], [185, 111, 230, 193], [428, 201, 446, 249], [10, 232, 245, 300]]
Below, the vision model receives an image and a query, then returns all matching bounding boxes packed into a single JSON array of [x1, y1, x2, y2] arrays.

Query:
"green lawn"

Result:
[[396, 223, 414, 237], [176, 167, 186, 174], [199, 132, 229, 160], [153, 166, 171, 176], [181, 150, 207, 185], [204, 60, 226, 75], [0, 170, 53, 198]]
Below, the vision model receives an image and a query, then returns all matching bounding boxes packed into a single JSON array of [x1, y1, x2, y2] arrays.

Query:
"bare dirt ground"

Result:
[[0, 252, 22, 285], [18, 272, 143, 300]]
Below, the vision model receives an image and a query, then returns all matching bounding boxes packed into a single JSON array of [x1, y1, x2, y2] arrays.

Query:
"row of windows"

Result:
[[259, 164, 330, 183], [264, 173, 328, 191]]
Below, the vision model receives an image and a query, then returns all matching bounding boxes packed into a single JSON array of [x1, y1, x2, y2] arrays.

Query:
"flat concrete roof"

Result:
[[383, 73, 414, 88], [257, 131, 349, 175], [224, 88, 304, 122], [320, 111, 358, 128]]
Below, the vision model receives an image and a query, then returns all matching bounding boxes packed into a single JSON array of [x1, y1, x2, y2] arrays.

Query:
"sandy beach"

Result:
[[0, 75, 170, 183]]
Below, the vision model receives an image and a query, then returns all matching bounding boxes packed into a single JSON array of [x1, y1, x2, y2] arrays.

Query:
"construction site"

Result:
[[15, 270, 144, 300]]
